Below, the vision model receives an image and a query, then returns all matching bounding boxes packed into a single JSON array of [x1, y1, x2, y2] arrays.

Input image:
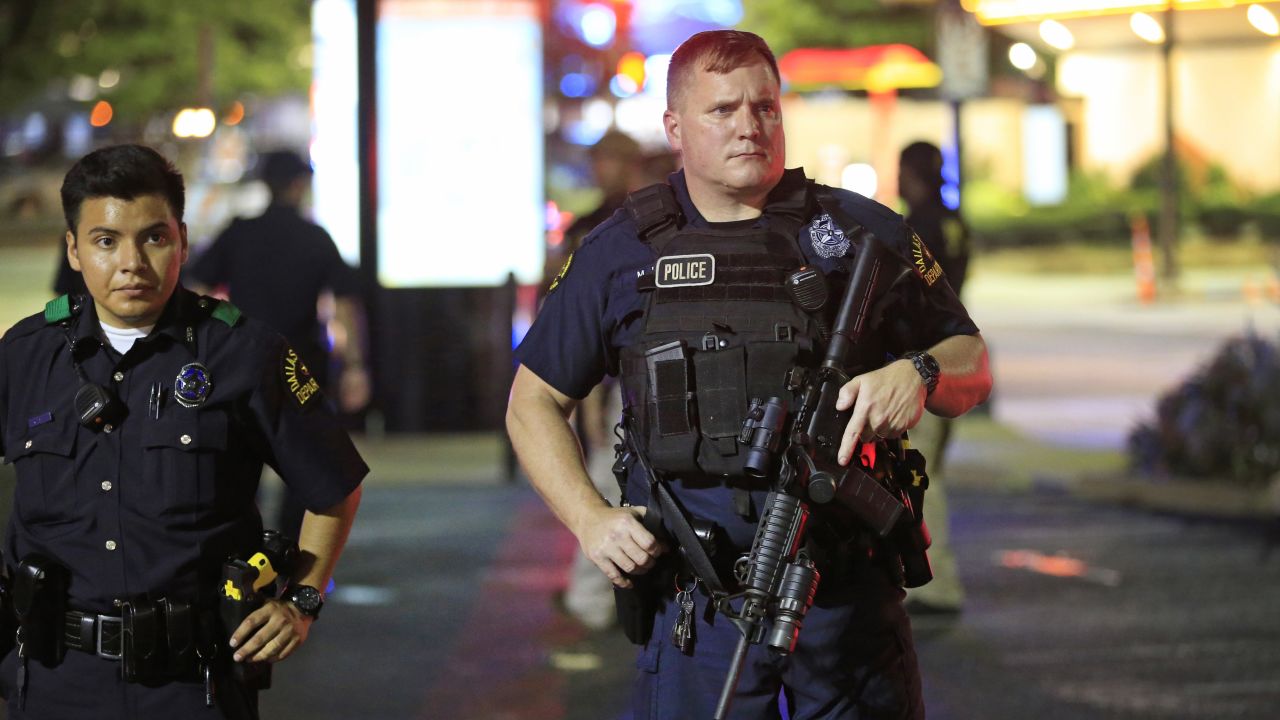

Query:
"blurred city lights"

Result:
[[644, 53, 671, 97], [68, 74, 97, 102], [617, 51, 647, 89], [841, 163, 878, 198], [1249, 4, 1280, 36], [610, 74, 639, 97], [1008, 42, 1038, 70], [967, 0, 1250, 25], [172, 108, 216, 138], [560, 73, 596, 98], [579, 3, 617, 47], [1130, 12, 1166, 43], [98, 69, 120, 89], [223, 101, 245, 126], [1039, 19, 1075, 49], [89, 101, 113, 127]]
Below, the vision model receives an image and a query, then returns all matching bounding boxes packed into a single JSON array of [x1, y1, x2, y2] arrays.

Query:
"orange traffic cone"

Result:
[[1130, 214, 1156, 304]]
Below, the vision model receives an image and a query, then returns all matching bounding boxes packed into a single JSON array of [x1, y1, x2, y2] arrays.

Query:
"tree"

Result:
[[739, 0, 934, 57], [0, 0, 312, 116]]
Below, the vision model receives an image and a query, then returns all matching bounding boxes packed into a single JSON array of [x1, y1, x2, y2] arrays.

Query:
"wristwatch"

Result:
[[903, 351, 940, 396], [283, 584, 325, 620]]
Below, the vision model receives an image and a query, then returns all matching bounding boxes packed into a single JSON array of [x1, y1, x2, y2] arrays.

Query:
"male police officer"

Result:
[[508, 31, 991, 719], [0, 144, 366, 718]]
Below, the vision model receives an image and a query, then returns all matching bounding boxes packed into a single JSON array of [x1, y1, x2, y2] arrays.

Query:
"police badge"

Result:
[[808, 213, 850, 259], [174, 363, 213, 408]]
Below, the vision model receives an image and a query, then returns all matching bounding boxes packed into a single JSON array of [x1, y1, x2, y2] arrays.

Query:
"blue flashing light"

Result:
[[609, 74, 637, 98], [941, 143, 961, 211], [580, 4, 617, 48], [560, 73, 595, 98]]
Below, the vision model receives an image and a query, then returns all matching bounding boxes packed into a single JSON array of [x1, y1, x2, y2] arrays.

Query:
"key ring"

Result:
[[674, 574, 699, 594]]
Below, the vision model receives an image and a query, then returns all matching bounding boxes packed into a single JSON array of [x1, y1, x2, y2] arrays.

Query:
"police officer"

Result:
[[898, 140, 972, 616], [507, 31, 991, 719], [187, 149, 370, 540], [0, 144, 366, 719]]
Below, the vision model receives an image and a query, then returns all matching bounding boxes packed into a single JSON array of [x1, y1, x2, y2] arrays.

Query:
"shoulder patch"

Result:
[[910, 232, 945, 287], [281, 346, 322, 409], [44, 294, 72, 324], [548, 252, 574, 293], [211, 300, 243, 327]]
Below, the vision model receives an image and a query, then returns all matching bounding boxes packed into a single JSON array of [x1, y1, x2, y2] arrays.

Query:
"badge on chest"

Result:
[[655, 253, 716, 288]]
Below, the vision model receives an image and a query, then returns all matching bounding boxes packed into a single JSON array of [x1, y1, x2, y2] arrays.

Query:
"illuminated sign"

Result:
[[964, 0, 1243, 25]]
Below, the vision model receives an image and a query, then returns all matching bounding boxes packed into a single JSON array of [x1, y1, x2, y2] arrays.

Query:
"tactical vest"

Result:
[[618, 179, 859, 479]]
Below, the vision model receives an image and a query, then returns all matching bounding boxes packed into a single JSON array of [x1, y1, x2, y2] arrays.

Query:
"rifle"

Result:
[[713, 222, 906, 720]]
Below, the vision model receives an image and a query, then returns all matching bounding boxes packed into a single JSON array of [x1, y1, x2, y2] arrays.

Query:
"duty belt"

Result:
[[63, 610, 123, 660]]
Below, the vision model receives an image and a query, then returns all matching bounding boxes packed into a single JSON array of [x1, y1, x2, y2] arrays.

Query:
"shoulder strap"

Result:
[[765, 174, 814, 246], [43, 294, 73, 324], [625, 183, 683, 255], [209, 298, 243, 327]]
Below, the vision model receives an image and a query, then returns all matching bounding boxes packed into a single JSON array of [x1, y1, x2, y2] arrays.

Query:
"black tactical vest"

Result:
[[618, 177, 852, 479]]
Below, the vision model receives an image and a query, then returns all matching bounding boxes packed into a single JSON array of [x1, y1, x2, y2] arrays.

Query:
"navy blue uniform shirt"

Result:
[[516, 168, 979, 549], [0, 288, 367, 613], [516, 168, 978, 400], [187, 205, 359, 380]]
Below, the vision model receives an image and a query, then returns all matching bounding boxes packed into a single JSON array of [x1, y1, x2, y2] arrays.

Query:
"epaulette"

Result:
[[43, 294, 74, 324], [209, 298, 243, 327]]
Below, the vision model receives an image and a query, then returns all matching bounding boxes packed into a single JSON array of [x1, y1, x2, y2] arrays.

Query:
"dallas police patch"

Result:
[[548, 252, 573, 293], [808, 213, 850, 258], [910, 232, 945, 287], [281, 347, 321, 409]]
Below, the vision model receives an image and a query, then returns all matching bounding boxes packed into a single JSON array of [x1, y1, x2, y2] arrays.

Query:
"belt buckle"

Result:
[[96, 614, 123, 660]]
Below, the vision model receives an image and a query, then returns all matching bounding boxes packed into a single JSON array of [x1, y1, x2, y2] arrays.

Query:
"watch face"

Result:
[[289, 585, 324, 615]]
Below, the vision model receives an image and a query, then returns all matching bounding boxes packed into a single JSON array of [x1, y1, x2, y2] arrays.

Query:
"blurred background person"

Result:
[[899, 139, 972, 615], [187, 150, 370, 540]]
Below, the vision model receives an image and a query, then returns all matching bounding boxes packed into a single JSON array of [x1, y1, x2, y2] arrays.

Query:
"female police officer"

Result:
[[508, 31, 991, 720], [0, 144, 365, 719]]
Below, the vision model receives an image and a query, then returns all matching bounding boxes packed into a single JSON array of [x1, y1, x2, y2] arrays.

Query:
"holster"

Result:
[[120, 601, 163, 682], [614, 574, 659, 645], [12, 555, 69, 665]]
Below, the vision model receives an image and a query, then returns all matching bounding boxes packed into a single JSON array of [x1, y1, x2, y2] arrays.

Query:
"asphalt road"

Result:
[[256, 481, 1280, 720]]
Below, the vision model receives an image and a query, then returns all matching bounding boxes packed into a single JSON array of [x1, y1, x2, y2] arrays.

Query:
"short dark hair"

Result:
[[258, 150, 313, 196], [61, 144, 185, 234], [667, 30, 780, 111], [900, 141, 944, 193]]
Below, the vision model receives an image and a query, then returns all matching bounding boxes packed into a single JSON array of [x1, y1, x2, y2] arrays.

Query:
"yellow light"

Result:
[[1248, 4, 1280, 35], [1039, 18, 1076, 49], [1131, 11, 1167, 43], [1009, 42, 1039, 70], [172, 108, 217, 138], [617, 51, 646, 89], [969, 1, 1241, 25]]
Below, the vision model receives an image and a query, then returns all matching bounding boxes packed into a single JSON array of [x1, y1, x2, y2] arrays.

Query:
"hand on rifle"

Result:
[[576, 505, 667, 588], [834, 359, 927, 465]]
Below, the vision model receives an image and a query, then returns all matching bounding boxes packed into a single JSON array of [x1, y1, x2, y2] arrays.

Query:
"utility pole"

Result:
[[1158, 3, 1179, 283]]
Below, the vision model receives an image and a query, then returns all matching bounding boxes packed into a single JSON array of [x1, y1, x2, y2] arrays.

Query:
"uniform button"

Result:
[[101, 481, 113, 492], [198, 298, 209, 308], [24, 440, 32, 449], [105, 540, 118, 551], [180, 434, 192, 445], [113, 371, 124, 382], [103, 423, 114, 434]]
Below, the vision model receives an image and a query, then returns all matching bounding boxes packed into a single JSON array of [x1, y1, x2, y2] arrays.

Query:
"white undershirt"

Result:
[[99, 320, 153, 355]]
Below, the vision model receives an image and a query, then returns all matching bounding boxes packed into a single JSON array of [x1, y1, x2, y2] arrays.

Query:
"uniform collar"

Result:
[[70, 289, 201, 357], [669, 168, 812, 229]]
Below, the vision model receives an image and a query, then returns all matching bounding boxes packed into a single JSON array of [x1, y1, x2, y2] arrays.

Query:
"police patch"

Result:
[[281, 348, 321, 409], [808, 213, 850, 258], [655, 254, 715, 288], [910, 232, 945, 287], [174, 363, 213, 408], [548, 253, 573, 293]]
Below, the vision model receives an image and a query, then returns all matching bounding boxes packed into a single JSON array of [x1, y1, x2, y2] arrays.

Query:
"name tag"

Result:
[[655, 254, 716, 288]]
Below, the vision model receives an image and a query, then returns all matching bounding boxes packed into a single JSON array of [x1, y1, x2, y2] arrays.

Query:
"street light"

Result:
[[172, 108, 216, 138]]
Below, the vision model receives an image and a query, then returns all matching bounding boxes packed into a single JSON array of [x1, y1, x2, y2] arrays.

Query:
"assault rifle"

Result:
[[714, 221, 911, 720]]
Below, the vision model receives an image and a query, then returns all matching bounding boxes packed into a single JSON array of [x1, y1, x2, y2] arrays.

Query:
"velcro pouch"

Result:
[[12, 554, 68, 665]]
